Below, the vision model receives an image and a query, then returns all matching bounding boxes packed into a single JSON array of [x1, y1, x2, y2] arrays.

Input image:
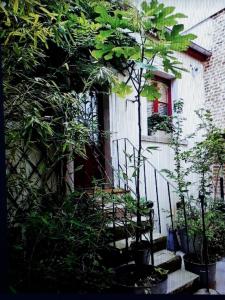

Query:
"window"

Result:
[[147, 76, 172, 135]]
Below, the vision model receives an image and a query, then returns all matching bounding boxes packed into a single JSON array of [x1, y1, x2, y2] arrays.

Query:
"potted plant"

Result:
[[182, 197, 225, 287], [161, 105, 225, 288], [113, 264, 168, 294], [148, 114, 173, 136], [180, 109, 225, 287], [161, 99, 192, 252], [92, 0, 195, 294], [129, 200, 155, 266]]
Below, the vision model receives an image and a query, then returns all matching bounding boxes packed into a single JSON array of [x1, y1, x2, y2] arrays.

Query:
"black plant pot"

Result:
[[100, 246, 131, 267], [177, 228, 201, 254], [183, 254, 216, 288], [130, 241, 152, 265], [113, 264, 168, 294], [166, 228, 180, 252]]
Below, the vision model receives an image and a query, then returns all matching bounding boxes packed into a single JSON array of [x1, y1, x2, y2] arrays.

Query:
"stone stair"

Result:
[[86, 187, 200, 294], [107, 231, 200, 294], [167, 269, 199, 294]]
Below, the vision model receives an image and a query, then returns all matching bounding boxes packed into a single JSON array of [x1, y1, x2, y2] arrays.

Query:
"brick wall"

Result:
[[204, 10, 225, 199], [212, 164, 225, 199], [204, 9, 225, 129]]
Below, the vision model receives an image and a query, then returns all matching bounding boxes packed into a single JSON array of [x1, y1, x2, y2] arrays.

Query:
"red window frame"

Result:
[[152, 76, 172, 116]]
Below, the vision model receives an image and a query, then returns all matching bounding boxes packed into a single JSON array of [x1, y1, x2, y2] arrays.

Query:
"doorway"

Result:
[[73, 91, 112, 189]]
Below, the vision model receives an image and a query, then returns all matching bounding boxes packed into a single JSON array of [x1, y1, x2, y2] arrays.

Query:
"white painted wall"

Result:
[[185, 18, 214, 51], [134, 0, 225, 51], [109, 52, 206, 235], [158, 0, 225, 32]]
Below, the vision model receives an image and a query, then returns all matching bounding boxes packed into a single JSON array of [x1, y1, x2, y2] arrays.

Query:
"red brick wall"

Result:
[[204, 9, 225, 130], [212, 164, 225, 199], [203, 10, 225, 199]]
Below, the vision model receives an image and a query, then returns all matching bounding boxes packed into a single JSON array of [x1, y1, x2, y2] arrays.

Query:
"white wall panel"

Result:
[[109, 51, 206, 235]]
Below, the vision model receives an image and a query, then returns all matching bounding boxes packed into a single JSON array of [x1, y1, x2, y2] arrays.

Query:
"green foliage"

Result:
[[92, 0, 196, 87], [2, 0, 198, 291], [141, 84, 161, 100], [2, 0, 128, 293], [112, 81, 133, 98], [161, 99, 190, 198], [176, 198, 225, 263], [162, 102, 225, 261], [188, 109, 225, 194], [147, 114, 173, 135], [9, 191, 114, 293], [91, 0, 196, 243]]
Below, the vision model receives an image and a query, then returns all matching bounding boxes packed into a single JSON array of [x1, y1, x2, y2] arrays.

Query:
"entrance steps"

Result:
[[107, 231, 200, 294]]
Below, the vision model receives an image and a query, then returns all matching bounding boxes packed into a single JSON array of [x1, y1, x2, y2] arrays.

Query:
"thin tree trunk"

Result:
[[136, 91, 142, 242], [135, 40, 144, 243]]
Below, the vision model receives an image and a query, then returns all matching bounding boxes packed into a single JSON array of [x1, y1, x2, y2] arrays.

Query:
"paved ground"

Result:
[[177, 252, 225, 295], [215, 258, 225, 295]]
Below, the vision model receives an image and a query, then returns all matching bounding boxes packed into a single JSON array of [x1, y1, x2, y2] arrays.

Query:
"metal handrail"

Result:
[[92, 143, 137, 196], [112, 137, 178, 191]]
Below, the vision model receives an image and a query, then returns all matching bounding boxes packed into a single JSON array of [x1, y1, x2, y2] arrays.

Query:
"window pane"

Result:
[[147, 101, 154, 117], [147, 78, 171, 136], [158, 102, 168, 116], [153, 80, 168, 104]]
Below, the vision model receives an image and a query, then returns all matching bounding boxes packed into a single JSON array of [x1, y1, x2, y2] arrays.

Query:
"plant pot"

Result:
[[166, 228, 180, 252], [183, 254, 216, 288], [177, 228, 201, 254], [130, 241, 152, 265], [113, 264, 168, 294], [99, 246, 131, 267]]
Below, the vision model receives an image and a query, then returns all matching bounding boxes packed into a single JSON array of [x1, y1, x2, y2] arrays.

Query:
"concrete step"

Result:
[[106, 215, 149, 225], [109, 231, 166, 252], [85, 188, 130, 197], [127, 249, 182, 274], [151, 250, 182, 273], [166, 269, 199, 294], [107, 218, 152, 242]]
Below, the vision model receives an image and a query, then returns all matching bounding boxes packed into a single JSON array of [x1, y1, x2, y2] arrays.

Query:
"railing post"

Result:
[[199, 191, 209, 292], [167, 182, 174, 232], [116, 140, 121, 188], [143, 158, 147, 202], [147, 201, 154, 267], [111, 162, 115, 189], [112, 197, 116, 248], [133, 146, 137, 187], [124, 139, 128, 190], [220, 177, 224, 200], [154, 169, 161, 234], [124, 206, 128, 253], [181, 195, 190, 254]]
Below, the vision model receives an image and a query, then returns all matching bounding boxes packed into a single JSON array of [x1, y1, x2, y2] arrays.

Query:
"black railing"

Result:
[[112, 138, 179, 237], [220, 176, 224, 200]]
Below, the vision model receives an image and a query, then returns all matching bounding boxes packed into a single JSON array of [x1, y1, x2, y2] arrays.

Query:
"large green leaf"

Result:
[[112, 82, 133, 98], [165, 24, 197, 51], [96, 29, 114, 42], [91, 49, 108, 59], [136, 62, 158, 71], [170, 24, 184, 37], [141, 84, 161, 101]]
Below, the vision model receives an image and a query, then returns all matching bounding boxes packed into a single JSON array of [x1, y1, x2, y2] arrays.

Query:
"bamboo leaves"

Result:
[[13, 0, 19, 14]]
